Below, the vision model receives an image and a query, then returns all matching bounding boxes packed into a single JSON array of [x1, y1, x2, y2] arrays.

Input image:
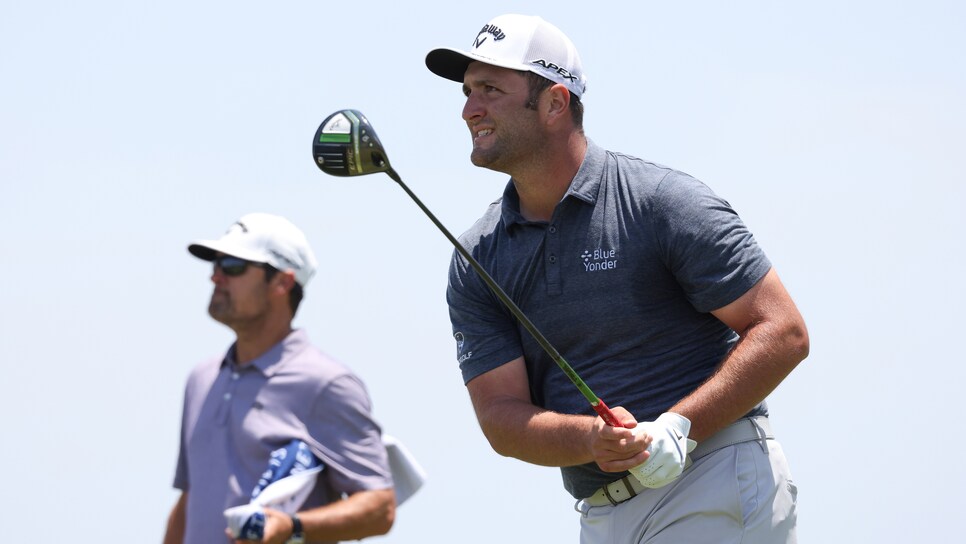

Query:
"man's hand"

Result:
[[590, 405, 653, 472], [230, 508, 295, 544], [628, 412, 696, 488]]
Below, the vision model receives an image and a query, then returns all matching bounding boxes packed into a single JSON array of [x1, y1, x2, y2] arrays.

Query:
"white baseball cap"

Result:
[[425, 14, 587, 98], [188, 212, 318, 287]]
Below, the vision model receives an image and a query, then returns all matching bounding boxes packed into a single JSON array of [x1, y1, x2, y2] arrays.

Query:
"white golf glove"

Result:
[[628, 412, 697, 488]]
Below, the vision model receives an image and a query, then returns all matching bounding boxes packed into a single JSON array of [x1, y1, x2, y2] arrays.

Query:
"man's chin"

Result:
[[469, 150, 486, 167], [470, 151, 505, 172], [208, 305, 231, 324]]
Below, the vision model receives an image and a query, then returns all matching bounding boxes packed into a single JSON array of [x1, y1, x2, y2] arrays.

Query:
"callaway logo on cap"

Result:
[[425, 14, 587, 97]]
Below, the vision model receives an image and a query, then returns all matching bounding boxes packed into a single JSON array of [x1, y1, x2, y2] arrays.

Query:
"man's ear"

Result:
[[544, 83, 572, 125], [273, 270, 297, 295]]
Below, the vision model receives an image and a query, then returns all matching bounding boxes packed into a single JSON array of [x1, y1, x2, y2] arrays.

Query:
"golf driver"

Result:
[[311, 109, 623, 428]]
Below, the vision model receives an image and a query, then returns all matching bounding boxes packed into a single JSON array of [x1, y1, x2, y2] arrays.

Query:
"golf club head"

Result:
[[312, 109, 392, 177]]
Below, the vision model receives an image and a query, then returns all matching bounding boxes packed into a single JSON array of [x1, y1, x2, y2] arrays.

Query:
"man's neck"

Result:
[[233, 320, 294, 365], [513, 134, 587, 222]]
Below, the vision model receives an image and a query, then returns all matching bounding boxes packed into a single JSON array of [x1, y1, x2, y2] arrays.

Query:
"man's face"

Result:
[[207, 255, 273, 330], [461, 62, 545, 174]]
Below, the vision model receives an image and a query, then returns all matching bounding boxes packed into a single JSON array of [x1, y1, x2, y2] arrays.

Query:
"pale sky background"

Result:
[[1, 1, 963, 542]]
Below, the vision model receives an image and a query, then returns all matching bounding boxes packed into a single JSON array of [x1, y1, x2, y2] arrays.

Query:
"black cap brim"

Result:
[[425, 48, 476, 83]]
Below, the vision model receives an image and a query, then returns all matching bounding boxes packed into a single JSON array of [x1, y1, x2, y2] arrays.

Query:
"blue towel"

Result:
[[230, 439, 323, 540]]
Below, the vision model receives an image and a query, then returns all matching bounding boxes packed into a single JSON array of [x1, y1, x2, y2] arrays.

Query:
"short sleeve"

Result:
[[651, 171, 771, 313], [447, 247, 524, 384], [304, 374, 393, 494]]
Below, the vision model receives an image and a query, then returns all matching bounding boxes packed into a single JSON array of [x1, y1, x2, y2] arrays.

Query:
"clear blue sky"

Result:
[[1, 1, 963, 541]]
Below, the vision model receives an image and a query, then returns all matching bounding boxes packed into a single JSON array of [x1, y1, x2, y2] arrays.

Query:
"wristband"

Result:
[[289, 513, 304, 544]]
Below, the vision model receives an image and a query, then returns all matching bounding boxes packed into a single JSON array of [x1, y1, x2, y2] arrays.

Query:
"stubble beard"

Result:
[[469, 108, 540, 175], [208, 291, 234, 326], [207, 287, 273, 334], [470, 133, 535, 175]]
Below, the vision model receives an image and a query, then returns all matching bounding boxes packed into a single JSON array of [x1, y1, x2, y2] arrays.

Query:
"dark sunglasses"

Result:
[[213, 256, 266, 277]]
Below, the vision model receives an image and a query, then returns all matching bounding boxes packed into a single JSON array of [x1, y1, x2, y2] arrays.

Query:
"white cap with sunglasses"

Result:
[[188, 213, 318, 287]]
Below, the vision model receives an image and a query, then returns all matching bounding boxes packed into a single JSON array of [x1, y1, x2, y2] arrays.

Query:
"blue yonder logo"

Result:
[[580, 248, 618, 272]]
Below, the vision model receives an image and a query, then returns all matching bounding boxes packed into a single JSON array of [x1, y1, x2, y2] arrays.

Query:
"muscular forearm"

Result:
[[468, 357, 649, 472], [476, 395, 600, 466], [674, 306, 809, 441]]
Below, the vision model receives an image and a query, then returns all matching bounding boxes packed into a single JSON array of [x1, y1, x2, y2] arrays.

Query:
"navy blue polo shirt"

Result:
[[446, 140, 772, 499]]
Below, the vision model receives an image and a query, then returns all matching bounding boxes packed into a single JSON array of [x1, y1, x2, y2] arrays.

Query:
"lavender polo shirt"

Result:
[[173, 329, 392, 544], [447, 140, 772, 499]]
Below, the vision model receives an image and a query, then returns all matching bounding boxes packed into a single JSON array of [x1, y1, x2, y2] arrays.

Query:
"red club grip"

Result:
[[593, 399, 625, 428]]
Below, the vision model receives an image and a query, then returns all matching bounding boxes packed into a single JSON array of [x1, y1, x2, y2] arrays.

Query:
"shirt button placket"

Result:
[[218, 369, 241, 424], [546, 223, 562, 295], [226, 372, 240, 401]]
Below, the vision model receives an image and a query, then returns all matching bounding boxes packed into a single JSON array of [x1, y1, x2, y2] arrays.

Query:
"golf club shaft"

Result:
[[385, 168, 624, 428]]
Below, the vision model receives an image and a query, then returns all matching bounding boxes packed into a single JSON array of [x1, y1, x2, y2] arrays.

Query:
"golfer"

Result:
[[426, 14, 809, 543]]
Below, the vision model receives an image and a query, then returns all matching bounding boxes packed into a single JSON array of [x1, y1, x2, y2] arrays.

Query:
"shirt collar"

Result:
[[221, 329, 310, 377], [499, 139, 606, 232]]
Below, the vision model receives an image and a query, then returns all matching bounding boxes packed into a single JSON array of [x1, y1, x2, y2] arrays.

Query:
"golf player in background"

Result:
[[427, 14, 809, 543], [163, 212, 395, 544]]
